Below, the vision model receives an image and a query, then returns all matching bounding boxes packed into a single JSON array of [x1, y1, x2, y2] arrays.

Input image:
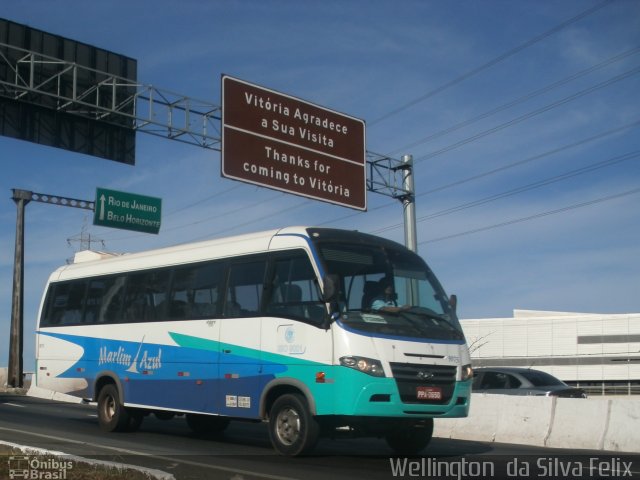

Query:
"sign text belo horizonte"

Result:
[[93, 187, 162, 234], [222, 75, 366, 210]]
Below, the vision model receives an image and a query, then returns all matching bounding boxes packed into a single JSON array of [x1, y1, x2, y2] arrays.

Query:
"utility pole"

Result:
[[401, 154, 417, 254], [8, 189, 31, 388]]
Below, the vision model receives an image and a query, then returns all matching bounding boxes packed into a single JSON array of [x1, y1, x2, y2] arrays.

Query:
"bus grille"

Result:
[[389, 362, 457, 404]]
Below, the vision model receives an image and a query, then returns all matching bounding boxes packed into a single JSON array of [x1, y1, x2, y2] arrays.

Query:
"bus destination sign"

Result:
[[221, 75, 367, 210], [93, 187, 162, 234]]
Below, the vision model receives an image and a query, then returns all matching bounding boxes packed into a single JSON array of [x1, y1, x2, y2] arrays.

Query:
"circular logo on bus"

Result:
[[284, 326, 295, 343]]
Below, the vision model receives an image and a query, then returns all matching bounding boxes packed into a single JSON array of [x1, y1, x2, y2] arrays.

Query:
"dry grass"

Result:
[[0, 444, 170, 479]]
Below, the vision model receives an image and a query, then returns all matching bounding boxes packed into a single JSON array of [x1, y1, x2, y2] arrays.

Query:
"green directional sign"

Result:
[[94, 187, 162, 234]]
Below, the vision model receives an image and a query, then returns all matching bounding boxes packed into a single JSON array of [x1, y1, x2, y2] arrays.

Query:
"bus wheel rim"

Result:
[[275, 407, 301, 445]]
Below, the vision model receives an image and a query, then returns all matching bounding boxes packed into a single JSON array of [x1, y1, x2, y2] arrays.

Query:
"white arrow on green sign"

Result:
[[93, 187, 162, 234]]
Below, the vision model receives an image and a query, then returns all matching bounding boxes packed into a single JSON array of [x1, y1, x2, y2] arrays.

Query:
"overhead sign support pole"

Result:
[[8, 189, 31, 388], [366, 151, 418, 252], [7, 189, 95, 388]]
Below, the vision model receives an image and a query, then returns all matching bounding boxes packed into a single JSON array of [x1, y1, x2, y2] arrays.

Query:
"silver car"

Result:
[[472, 367, 587, 398]]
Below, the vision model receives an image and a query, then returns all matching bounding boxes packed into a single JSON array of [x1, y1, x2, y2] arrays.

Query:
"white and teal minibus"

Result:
[[35, 227, 472, 455]]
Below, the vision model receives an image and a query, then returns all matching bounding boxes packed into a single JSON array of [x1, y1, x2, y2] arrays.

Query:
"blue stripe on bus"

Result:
[[37, 330, 290, 417]]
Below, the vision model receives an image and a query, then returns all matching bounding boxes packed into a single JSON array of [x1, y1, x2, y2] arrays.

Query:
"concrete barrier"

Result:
[[26, 384, 84, 404], [434, 393, 640, 453], [603, 398, 640, 453], [546, 397, 610, 450], [450, 394, 499, 442], [493, 395, 554, 447], [0, 367, 6, 388]]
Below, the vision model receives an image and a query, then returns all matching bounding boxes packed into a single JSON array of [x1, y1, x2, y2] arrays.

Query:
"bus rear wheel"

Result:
[[268, 393, 319, 456], [384, 419, 434, 455], [97, 384, 138, 432]]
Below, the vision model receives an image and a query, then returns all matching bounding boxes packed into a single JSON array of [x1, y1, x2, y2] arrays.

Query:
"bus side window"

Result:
[[97, 276, 127, 323], [266, 254, 324, 324], [123, 270, 171, 322], [85, 279, 105, 324], [224, 260, 266, 317], [171, 262, 224, 320], [44, 281, 86, 326]]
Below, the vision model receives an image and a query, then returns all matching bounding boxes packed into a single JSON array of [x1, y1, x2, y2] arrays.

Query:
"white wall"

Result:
[[461, 310, 640, 383]]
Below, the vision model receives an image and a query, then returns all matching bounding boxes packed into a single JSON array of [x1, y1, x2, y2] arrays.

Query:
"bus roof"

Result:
[[50, 226, 305, 282], [47, 226, 413, 284]]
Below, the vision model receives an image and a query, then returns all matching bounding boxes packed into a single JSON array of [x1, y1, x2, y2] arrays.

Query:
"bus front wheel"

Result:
[[384, 419, 434, 455], [97, 384, 138, 432], [268, 393, 319, 456]]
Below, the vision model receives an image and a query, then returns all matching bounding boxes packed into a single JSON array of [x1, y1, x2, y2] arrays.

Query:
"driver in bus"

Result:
[[371, 278, 411, 313]]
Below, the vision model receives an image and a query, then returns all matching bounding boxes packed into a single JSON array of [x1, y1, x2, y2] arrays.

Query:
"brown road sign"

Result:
[[222, 75, 366, 210]]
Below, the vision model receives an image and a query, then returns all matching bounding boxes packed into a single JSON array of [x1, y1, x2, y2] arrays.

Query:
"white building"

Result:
[[461, 310, 640, 395]]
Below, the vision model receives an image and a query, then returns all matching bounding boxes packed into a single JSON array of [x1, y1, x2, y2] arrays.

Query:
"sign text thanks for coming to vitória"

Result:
[[222, 75, 366, 211]]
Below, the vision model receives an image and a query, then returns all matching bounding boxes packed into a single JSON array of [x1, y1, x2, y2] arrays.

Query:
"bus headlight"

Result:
[[461, 364, 473, 381], [340, 356, 385, 377]]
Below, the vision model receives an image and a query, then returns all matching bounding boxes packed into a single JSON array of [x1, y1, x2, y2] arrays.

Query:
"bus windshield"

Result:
[[313, 236, 464, 341]]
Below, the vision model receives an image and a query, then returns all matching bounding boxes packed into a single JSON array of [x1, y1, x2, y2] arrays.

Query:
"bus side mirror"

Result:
[[321, 274, 340, 302], [449, 294, 458, 314], [321, 274, 341, 329]]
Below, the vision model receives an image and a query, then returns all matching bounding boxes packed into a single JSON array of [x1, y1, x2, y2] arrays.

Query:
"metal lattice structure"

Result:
[[0, 42, 221, 150], [366, 151, 413, 201]]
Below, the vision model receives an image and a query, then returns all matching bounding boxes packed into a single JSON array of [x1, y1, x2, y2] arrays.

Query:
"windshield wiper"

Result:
[[403, 307, 464, 337], [406, 306, 448, 321]]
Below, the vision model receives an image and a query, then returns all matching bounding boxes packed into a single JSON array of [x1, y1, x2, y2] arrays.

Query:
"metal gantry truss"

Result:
[[0, 41, 412, 202], [366, 151, 413, 201], [0, 42, 221, 150]]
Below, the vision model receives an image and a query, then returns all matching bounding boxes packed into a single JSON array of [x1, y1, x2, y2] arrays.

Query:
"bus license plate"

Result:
[[417, 386, 442, 400]]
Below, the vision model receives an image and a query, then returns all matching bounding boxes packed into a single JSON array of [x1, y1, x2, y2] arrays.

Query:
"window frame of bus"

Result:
[[39, 249, 327, 328]]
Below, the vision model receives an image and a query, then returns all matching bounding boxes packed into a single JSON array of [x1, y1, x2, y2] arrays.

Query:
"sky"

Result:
[[1, 1, 639, 370]]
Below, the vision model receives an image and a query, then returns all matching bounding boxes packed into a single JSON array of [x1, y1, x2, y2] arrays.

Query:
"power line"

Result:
[[185, 199, 309, 243], [416, 119, 640, 197], [164, 184, 241, 217], [369, 0, 612, 126], [99, 116, 639, 246], [97, 45, 635, 244], [418, 187, 640, 245], [100, 117, 639, 244], [413, 65, 640, 164], [103, 190, 287, 242], [98, 81, 640, 245], [314, 119, 640, 228], [371, 150, 640, 235], [386, 46, 640, 156]]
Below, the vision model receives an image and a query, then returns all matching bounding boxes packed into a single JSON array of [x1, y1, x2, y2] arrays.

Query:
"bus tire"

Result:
[[384, 419, 434, 455], [97, 384, 132, 432], [186, 414, 230, 435], [127, 409, 144, 432], [268, 393, 319, 456]]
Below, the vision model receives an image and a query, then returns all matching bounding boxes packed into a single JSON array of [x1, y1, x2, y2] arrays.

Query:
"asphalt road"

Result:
[[0, 392, 637, 480]]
